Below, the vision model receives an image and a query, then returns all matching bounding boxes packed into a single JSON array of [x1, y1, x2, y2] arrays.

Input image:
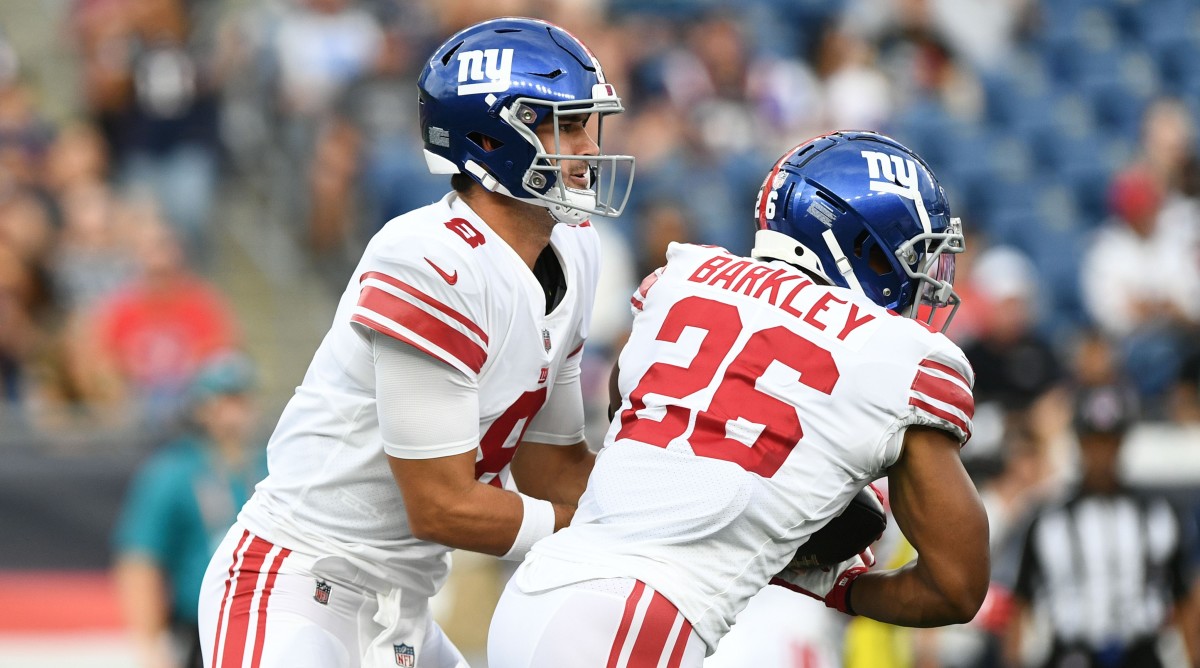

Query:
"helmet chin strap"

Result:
[[464, 158, 593, 225], [821, 228, 863, 292], [752, 229, 862, 291], [547, 189, 595, 225]]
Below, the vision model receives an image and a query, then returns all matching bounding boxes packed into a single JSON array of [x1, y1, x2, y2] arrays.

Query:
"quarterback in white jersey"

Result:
[[488, 132, 990, 668], [198, 18, 635, 668]]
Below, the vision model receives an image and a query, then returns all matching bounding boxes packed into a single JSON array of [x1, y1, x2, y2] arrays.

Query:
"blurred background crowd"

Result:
[[1, 0, 1200, 666]]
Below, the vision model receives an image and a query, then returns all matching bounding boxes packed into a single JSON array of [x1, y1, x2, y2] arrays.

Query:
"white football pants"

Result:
[[488, 576, 706, 668], [198, 523, 468, 668]]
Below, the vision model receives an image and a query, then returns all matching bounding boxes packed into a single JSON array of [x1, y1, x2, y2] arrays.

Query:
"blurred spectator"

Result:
[[272, 0, 383, 119], [68, 207, 239, 424], [332, 24, 443, 239], [50, 182, 136, 311], [0, 192, 55, 408], [1135, 98, 1200, 199], [0, 240, 40, 406], [72, 0, 224, 263], [43, 120, 111, 195], [927, 0, 1030, 70], [1079, 167, 1200, 411], [1006, 384, 1200, 668], [633, 198, 693, 278], [0, 74, 55, 195], [254, 0, 385, 265], [852, 0, 986, 122], [961, 245, 1067, 480], [112, 351, 266, 668], [812, 21, 893, 132], [1172, 347, 1200, 425]]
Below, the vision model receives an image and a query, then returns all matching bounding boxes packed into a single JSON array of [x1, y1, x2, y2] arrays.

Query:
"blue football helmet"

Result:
[[752, 131, 964, 329], [418, 17, 635, 225]]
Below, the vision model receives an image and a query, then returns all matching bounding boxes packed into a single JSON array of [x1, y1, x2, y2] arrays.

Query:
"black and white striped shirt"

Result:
[[1013, 488, 1196, 649]]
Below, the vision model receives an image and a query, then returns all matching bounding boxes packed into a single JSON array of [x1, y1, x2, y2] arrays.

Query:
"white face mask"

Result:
[[502, 90, 636, 225]]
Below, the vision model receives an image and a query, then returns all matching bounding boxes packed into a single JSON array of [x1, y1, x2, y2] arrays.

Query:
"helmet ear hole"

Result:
[[867, 245, 893, 276], [853, 232, 893, 276], [467, 132, 504, 152], [853, 231, 869, 258]]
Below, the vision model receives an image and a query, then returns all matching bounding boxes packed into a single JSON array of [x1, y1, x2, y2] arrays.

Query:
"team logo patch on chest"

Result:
[[542, 328, 552, 352], [394, 643, 416, 667], [313, 580, 331, 605]]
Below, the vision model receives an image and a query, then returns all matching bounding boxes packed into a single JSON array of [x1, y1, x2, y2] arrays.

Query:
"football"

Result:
[[790, 485, 887, 568]]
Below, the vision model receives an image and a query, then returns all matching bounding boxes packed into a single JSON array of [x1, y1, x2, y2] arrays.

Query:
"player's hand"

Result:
[[769, 551, 869, 615]]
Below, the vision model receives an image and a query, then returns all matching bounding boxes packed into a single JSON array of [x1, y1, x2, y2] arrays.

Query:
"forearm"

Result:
[[542, 446, 594, 506], [869, 426, 991, 627], [849, 554, 989, 626], [113, 557, 175, 668], [510, 440, 595, 506], [408, 479, 572, 555], [391, 449, 574, 557]]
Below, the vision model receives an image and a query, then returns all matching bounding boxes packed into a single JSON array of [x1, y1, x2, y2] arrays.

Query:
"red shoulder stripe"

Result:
[[636, 270, 661, 299], [909, 397, 972, 441], [354, 290, 487, 373], [918, 358, 970, 389], [911, 368, 975, 420], [360, 271, 487, 343]]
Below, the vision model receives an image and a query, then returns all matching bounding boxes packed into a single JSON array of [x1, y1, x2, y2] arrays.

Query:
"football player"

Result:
[[197, 17, 634, 668], [487, 131, 989, 667]]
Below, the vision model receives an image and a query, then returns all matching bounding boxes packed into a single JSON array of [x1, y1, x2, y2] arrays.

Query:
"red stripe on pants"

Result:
[[216, 536, 273, 667], [210, 530, 252, 666], [627, 590, 680, 666], [606, 581, 646, 668], [665, 615, 694, 668], [248, 546, 291, 667]]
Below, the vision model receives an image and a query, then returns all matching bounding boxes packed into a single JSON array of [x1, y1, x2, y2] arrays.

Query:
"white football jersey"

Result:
[[239, 191, 599, 592], [516, 242, 974, 653]]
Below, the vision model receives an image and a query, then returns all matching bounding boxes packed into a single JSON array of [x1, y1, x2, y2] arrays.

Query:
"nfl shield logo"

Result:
[[542, 328, 552, 352], [394, 644, 416, 667], [313, 580, 331, 605]]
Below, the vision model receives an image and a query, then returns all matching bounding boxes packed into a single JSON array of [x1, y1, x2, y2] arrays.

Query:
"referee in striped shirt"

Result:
[[1010, 384, 1199, 667]]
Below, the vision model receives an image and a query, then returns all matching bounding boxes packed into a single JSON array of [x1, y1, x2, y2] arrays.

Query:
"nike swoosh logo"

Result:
[[424, 257, 458, 285]]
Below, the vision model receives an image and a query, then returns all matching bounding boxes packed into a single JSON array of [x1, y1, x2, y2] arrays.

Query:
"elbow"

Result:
[[941, 584, 987, 625], [935, 559, 990, 625], [406, 505, 452, 545]]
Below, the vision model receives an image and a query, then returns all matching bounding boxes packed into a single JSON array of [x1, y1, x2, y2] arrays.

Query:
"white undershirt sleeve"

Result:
[[522, 350, 586, 446], [372, 331, 481, 459]]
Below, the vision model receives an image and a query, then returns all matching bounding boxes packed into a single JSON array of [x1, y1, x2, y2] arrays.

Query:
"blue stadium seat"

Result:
[[1127, 0, 1199, 52], [887, 98, 955, 168], [935, 124, 999, 221], [1155, 38, 1200, 94], [989, 181, 1093, 332]]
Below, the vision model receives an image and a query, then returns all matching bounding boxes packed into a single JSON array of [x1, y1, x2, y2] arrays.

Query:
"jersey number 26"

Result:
[[616, 296, 840, 477]]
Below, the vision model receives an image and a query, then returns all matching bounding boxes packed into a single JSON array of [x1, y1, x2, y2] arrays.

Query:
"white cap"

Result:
[[970, 245, 1037, 303]]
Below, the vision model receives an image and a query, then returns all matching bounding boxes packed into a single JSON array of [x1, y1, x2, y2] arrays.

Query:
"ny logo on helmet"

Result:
[[861, 150, 919, 193], [457, 48, 514, 95]]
